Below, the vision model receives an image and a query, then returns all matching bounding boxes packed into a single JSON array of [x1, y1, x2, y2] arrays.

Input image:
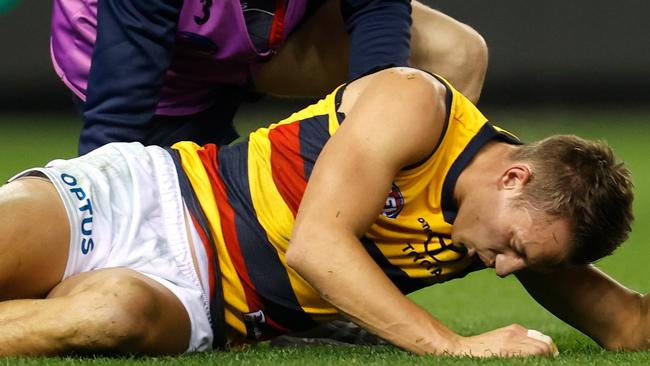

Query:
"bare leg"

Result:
[[254, 0, 348, 97], [0, 268, 190, 356], [0, 178, 69, 299], [255, 0, 488, 102], [409, 1, 488, 103]]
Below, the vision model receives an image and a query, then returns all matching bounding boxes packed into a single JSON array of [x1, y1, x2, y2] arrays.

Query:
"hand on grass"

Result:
[[453, 324, 559, 357]]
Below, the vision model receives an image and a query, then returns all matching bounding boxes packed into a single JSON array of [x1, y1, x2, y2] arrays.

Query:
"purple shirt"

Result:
[[52, 0, 308, 115], [52, 0, 412, 155]]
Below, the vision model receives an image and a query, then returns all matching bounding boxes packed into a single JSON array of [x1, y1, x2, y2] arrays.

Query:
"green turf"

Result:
[[1, 106, 650, 365], [0, 114, 80, 178]]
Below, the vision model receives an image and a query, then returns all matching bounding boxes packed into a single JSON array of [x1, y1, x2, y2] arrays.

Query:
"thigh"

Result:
[[254, 0, 349, 97], [255, 1, 484, 97], [47, 268, 191, 355], [0, 177, 69, 300]]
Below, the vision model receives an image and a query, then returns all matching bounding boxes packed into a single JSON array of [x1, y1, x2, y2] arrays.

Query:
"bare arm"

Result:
[[517, 264, 650, 350], [286, 68, 555, 356]]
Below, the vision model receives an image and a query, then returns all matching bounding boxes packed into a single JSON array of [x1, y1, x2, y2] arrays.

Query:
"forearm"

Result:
[[287, 224, 459, 354], [518, 265, 646, 350], [635, 293, 650, 349]]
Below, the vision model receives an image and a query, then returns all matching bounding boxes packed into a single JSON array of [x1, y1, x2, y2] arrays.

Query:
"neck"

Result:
[[454, 142, 516, 205]]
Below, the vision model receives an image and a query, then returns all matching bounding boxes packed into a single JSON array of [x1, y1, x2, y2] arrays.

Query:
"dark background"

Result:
[[0, 0, 649, 112]]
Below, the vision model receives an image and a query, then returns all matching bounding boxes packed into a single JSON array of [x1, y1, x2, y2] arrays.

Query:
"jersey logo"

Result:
[[194, 0, 213, 25], [243, 310, 266, 340], [59, 173, 95, 255], [402, 218, 468, 276], [382, 183, 404, 219]]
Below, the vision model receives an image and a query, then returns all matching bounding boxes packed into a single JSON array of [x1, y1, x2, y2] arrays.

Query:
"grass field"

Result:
[[1, 105, 650, 365]]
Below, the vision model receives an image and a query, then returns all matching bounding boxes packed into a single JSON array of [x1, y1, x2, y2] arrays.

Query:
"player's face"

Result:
[[452, 199, 572, 278]]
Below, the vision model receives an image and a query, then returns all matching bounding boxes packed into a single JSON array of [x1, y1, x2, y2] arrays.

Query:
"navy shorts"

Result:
[[75, 90, 244, 155]]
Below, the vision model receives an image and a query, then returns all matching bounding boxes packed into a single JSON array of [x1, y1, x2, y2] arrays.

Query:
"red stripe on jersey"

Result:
[[269, 121, 307, 216], [197, 144, 289, 334], [268, 0, 286, 50], [197, 145, 263, 311]]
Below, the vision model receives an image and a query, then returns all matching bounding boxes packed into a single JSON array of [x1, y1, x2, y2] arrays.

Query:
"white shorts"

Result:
[[9, 142, 213, 352]]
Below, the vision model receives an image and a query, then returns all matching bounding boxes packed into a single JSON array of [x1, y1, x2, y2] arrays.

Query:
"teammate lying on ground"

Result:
[[0, 67, 641, 357]]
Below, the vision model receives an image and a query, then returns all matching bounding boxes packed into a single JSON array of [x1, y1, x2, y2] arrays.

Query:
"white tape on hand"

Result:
[[527, 329, 560, 357]]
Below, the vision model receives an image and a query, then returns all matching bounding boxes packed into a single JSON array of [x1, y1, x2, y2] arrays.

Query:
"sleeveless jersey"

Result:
[[168, 76, 521, 343], [51, 0, 308, 115]]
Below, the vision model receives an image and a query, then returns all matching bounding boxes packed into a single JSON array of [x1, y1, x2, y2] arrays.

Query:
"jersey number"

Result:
[[194, 0, 213, 25]]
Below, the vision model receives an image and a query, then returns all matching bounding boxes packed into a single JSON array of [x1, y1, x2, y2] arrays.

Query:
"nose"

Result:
[[494, 253, 527, 277], [465, 247, 476, 257]]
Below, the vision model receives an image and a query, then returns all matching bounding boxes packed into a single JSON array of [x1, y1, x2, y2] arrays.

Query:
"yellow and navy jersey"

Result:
[[166, 75, 521, 346]]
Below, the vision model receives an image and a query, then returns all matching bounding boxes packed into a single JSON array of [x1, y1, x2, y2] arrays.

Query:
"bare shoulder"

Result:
[[333, 67, 449, 169], [337, 67, 447, 115]]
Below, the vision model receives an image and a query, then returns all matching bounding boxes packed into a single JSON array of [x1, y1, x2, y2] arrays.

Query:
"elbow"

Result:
[[285, 239, 324, 281], [626, 292, 650, 350], [284, 242, 301, 271], [286, 224, 343, 277], [285, 236, 310, 274], [286, 216, 336, 273]]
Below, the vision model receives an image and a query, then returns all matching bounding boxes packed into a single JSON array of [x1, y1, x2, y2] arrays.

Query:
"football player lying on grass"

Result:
[[0, 67, 641, 357]]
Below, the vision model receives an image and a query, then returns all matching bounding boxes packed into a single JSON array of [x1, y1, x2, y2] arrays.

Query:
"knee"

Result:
[[410, 8, 489, 102], [439, 26, 487, 103], [452, 25, 489, 78], [461, 24, 488, 63], [418, 24, 488, 80], [65, 277, 163, 354]]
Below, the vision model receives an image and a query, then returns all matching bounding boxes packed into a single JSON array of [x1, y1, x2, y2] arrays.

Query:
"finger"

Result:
[[527, 329, 552, 344], [526, 329, 560, 357]]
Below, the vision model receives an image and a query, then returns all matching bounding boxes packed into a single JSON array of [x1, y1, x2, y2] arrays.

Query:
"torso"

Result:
[[169, 73, 521, 342]]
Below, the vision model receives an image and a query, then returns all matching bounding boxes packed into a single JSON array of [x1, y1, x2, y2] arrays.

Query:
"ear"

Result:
[[500, 164, 532, 191]]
